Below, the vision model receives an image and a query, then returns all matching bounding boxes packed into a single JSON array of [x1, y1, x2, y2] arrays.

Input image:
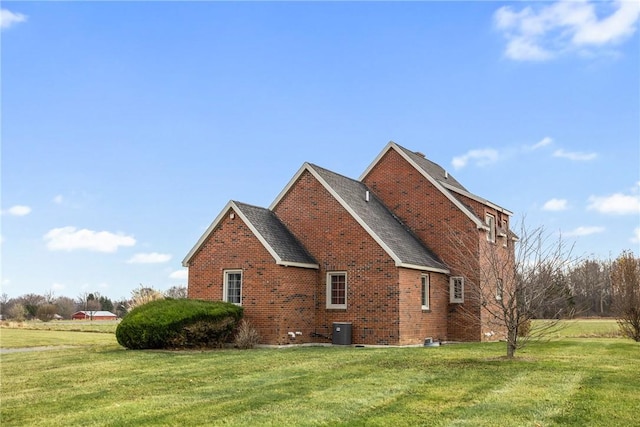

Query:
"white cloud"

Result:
[[553, 149, 597, 161], [52, 282, 66, 292], [565, 226, 605, 237], [44, 226, 136, 253], [169, 269, 188, 280], [452, 149, 500, 170], [494, 1, 640, 61], [127, 252, 172, 264], [631, 228, 640, 244], [587, 192, 640, 215], [1, 8, 27, 30], [542, 198, 569, 211], [53, 195, 64, 205], [3, 205, 32, 216], [530, 136, 553, 150]]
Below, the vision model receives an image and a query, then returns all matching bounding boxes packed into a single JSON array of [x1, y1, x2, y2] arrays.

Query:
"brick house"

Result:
[[183, 142, 515, 345]]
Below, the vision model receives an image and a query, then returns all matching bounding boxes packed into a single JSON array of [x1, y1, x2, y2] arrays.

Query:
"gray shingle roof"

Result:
[[394, 143, 468, 192], [309, 164, 448, 272], [233, 201, 318, 267]]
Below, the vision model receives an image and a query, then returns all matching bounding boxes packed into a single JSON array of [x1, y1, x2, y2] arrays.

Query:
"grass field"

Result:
[[1, 319, 638, 426]]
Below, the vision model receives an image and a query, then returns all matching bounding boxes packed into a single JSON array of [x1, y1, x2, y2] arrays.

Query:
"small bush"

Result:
[[115, 299, 243, 350], [518, 319, 531, 337], [234, 319, 260, 349]]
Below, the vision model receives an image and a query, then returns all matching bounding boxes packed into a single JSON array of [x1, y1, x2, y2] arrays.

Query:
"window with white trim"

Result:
[[496, 278, 504, 301], [421, 274, 430, 310], [450, 276, 464, 303], [327, 272, 347, 309], [486, 213, 496, 243], [223, 270, 242, 305]]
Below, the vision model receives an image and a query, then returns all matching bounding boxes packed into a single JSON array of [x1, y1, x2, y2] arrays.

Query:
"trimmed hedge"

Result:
[[116, 299, 243, 350]]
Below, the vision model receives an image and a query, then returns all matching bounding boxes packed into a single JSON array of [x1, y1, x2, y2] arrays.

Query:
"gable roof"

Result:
[[360, 142, 512, 230], [182, 201, 318, 269], [271, 163, 449, 273]]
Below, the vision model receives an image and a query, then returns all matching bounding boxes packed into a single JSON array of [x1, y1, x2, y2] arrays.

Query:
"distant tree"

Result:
[[77, 292, 101, 312], [0, 293, 9, 316], [610, 251, 640, 342], [568, 259, 612, 317], [55, 296, 77, 319], [18, 294, 46, 319], [7, 303, 27, 321], [36, 304, 58, 322], [113, 299, 129, 318], [450, 222, 575, 358], [164, 285, 187, 299], [98, 296, 114, 312]]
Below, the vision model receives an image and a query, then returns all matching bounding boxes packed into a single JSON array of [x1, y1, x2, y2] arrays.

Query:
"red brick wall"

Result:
[[362, 148, 485, 341], [273, 169, 406, 345], [187, 207, 317, 345], [398, 269, 449, 344]]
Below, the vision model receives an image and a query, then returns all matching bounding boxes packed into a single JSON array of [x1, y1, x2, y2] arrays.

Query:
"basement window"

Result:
[[223, 270, 242, 305], [450, 277, 464, 303], [327, 272, 347, 309]]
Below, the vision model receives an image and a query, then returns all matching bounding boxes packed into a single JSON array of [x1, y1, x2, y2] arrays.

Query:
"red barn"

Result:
[[71, 311, 117, 321]]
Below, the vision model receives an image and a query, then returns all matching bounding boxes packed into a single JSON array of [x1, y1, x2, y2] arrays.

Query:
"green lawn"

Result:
[[1, 321, 638, 426]]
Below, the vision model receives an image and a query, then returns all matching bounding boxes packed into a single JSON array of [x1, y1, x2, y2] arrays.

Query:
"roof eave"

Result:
[[397, 262, 450, 274], [276, 260, 320, 269]]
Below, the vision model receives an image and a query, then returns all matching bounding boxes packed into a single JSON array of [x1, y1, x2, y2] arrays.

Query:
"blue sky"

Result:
[[2, 1, 639, 300]]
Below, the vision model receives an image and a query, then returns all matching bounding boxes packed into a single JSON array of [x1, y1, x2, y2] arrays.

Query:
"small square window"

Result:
[[224, 270, 242, 305], [450, 277, 464, 303], [421, 274, 430, 310], [327, 272, 347, 309]]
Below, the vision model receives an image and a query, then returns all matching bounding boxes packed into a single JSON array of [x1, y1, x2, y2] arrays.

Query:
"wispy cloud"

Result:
[[553, 149, 597, 161], [127, 252, 172, 264], [53, 195, 64, 205], [494, 0, 640, 61], [529, 136, 553, 150], [44, 226, 136, 253], [542, 198, 568, 211], [169, 269, 188, 280], [1, 8, 27, 30], [451, 149, 500, 170], [587, 192, 640, 215], [2, 205, 32, 216], [565, 226, 605, 237], [631, 227, 640, 244]]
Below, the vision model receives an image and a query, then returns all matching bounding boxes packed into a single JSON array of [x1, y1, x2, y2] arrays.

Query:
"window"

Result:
[[224, 270, 242, 305], [450, 277, 464, 303], [496, 278, 503, 301], [486, 213, 496, 243], [421, 274, 430, 310], [327, 272, 347, 309]]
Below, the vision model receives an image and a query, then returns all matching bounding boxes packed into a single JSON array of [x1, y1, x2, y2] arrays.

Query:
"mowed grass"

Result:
[[1, 321, 638, 426]]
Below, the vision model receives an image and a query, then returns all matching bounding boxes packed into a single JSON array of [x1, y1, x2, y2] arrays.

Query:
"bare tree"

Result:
[[451, 222, 575, 358], [610, 251, 640, 342], [568, 258, 612, 317], [55, 296, 77, 319], [164, 285, 187, 299]]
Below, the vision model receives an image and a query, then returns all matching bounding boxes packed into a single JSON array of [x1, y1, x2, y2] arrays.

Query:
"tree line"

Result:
[[0, 285, 187, 322]]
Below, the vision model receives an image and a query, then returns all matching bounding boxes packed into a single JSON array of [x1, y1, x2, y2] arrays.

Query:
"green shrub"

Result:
[[115, 299, 243, 350]]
